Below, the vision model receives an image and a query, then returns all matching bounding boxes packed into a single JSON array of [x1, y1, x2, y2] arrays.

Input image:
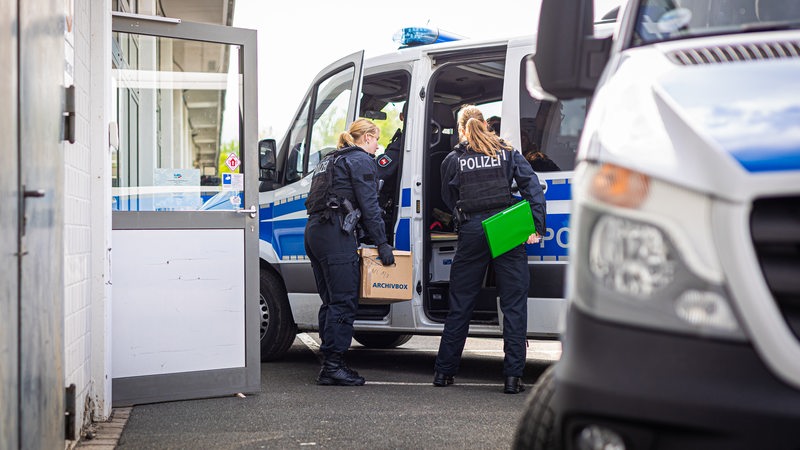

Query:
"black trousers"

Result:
[[434, 214, 529, 377], [304, 214, 360, 355]]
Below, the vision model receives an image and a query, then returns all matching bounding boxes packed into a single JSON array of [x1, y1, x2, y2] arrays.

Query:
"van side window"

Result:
[[308, 66, 355, 173], [284, 98, 311, 183], [519, 56, 588, 171]]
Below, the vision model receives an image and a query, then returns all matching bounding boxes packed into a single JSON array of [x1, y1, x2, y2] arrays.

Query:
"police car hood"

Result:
[[582, 33, 800, 201]]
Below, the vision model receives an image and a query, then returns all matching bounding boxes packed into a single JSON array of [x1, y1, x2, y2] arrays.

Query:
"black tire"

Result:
[[352, 332, 413, 349], [259, 268, 296, 361], [512, 364, 559, 450]]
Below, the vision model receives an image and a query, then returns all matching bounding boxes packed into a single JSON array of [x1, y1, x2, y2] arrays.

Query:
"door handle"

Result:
[[235, 205, 257, 218], [24, 189, 46, 198], [21, 186, 46, 237]]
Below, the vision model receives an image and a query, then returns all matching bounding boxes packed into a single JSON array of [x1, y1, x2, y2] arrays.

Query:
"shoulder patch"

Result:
[[377, 154, 393, 167]]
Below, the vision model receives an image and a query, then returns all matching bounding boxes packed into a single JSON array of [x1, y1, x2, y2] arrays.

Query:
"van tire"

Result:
[[512, 364, 559, 450], [259, 268, 296, 361], [352, 332, 412, 349]]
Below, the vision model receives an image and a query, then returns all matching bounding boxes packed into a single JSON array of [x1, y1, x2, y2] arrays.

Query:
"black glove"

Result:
[[377, 243, 395, 266]]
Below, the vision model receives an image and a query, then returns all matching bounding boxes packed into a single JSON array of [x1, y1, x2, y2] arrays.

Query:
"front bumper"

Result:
[[554, 307, 800, 449]]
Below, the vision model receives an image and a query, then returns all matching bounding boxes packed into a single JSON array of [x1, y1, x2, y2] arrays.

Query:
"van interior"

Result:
[[423, 53, 510, 325], [355, 51, 586, 325]]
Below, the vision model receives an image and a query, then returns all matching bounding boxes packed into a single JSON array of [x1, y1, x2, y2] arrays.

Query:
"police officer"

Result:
[[377, 126, 402, 209], [376, 113, 404, 241], [433, 105, 545, 394], [304, 118, 395, 386]]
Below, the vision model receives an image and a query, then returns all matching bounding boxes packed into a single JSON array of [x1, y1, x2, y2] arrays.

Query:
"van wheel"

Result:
[[259, 268, 296, 361], [352, 332, 412, 349], [512, 364, 560, 450]]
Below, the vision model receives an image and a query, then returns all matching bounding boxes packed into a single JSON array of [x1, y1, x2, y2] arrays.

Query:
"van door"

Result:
[[506, 38, 589, 334], [260, 52, 364, 332], [422, 42, 581, 336], [422, 47, 509, 325], [110, 15, 260, 405]]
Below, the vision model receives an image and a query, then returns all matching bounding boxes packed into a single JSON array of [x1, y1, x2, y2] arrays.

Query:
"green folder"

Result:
[[481, 200, 536, 258]]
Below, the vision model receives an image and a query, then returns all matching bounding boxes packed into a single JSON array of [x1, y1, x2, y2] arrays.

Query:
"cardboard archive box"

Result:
[[359, 247, 413, 304]]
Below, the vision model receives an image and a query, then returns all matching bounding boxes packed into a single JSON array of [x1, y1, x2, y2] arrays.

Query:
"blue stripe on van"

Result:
[[543, 179, 571, 201], [273, 197, 308, 217], [731, 146, 800, 173], [401, 188, 411, 207], [271, 218, 308, 259], [527, 213, 569, 258], [395, 218, 410, 251]]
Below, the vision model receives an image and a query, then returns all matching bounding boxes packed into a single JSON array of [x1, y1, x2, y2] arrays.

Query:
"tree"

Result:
[[376, 102, 404, 150]]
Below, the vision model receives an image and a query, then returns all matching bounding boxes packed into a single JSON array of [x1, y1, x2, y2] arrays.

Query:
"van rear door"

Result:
[[506, 38, 589, 335]]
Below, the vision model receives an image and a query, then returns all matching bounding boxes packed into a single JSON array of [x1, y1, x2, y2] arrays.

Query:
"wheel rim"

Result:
[[259, 293, 269, 340]]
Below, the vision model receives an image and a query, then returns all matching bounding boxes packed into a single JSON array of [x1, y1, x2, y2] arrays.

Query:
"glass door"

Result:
[[110, 14, 259, 405]]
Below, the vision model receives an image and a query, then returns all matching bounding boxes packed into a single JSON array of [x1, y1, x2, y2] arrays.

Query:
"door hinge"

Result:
[[419, 87, 425, 100], [65, 384, 76, 440], [63, 85, 75, 144], [416, 281, 422, 295]]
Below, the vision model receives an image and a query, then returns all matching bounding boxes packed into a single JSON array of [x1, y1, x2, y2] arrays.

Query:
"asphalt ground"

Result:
[[115, 334, 561, 449]]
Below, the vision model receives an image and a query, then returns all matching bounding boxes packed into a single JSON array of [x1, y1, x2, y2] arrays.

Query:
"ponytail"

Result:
[[457, 104, 511, 158], [337, 131, 357, 149], [337, 118, 379, 149]]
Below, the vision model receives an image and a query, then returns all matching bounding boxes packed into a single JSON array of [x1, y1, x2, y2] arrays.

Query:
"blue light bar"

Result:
[[392, 27, 464, 47]]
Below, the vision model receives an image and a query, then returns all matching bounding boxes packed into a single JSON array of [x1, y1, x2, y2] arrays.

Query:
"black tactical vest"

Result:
[[304, 148, 355, 214], [455, 147, 513, 213]]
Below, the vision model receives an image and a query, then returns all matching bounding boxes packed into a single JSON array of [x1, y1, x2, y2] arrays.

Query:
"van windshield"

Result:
[[633, 0, 800, 45]]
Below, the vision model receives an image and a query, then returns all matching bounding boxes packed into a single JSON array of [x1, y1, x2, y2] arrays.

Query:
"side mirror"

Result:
[[259, 138, 277, 170], [258, 139, 280, 190], [533, 0, 612, 99]]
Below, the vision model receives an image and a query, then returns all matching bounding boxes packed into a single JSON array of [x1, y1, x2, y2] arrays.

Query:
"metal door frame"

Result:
[[0, 0, 20, 446], [110, 15, 260, 405]]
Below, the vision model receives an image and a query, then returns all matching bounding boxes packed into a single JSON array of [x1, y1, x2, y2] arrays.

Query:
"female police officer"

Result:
[[433, 105, 546, 394], [304, 118, 395, 386]]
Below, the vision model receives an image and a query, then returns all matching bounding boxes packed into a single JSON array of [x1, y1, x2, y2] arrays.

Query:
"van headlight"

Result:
[[589, 216, 676, 297], [570, 164, 746, 341]]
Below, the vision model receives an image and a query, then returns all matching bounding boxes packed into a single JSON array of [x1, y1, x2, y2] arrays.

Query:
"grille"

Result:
[[668, 40, 800, 65], [750, 196, 800, 339]]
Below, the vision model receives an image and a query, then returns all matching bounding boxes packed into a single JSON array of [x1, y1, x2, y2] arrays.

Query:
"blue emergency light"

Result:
[[392, 27, 464, 47]]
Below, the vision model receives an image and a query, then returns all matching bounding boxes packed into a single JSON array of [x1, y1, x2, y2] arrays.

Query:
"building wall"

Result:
[[63, 0, 93, 435], [89, 0, 113, 424], [63, 0, 113, 440]]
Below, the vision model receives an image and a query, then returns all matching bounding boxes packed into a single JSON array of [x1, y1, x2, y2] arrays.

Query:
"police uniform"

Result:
[[376, 129, 402, 208], [304, 146, 388, 383], [434, 142, 545, 391]]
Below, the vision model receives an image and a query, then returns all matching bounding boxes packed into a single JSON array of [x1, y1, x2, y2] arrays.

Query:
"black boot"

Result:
[[503, 376, 525, 394], [433, 371, 455, 387], [317, 352, 365, 386], [317, 358, 361, 381], [340, 354, 362, 378]]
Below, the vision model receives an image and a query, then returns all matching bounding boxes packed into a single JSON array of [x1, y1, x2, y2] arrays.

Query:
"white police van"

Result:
[[515, 0, 800, 448], [255, 27, 590, 360]]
